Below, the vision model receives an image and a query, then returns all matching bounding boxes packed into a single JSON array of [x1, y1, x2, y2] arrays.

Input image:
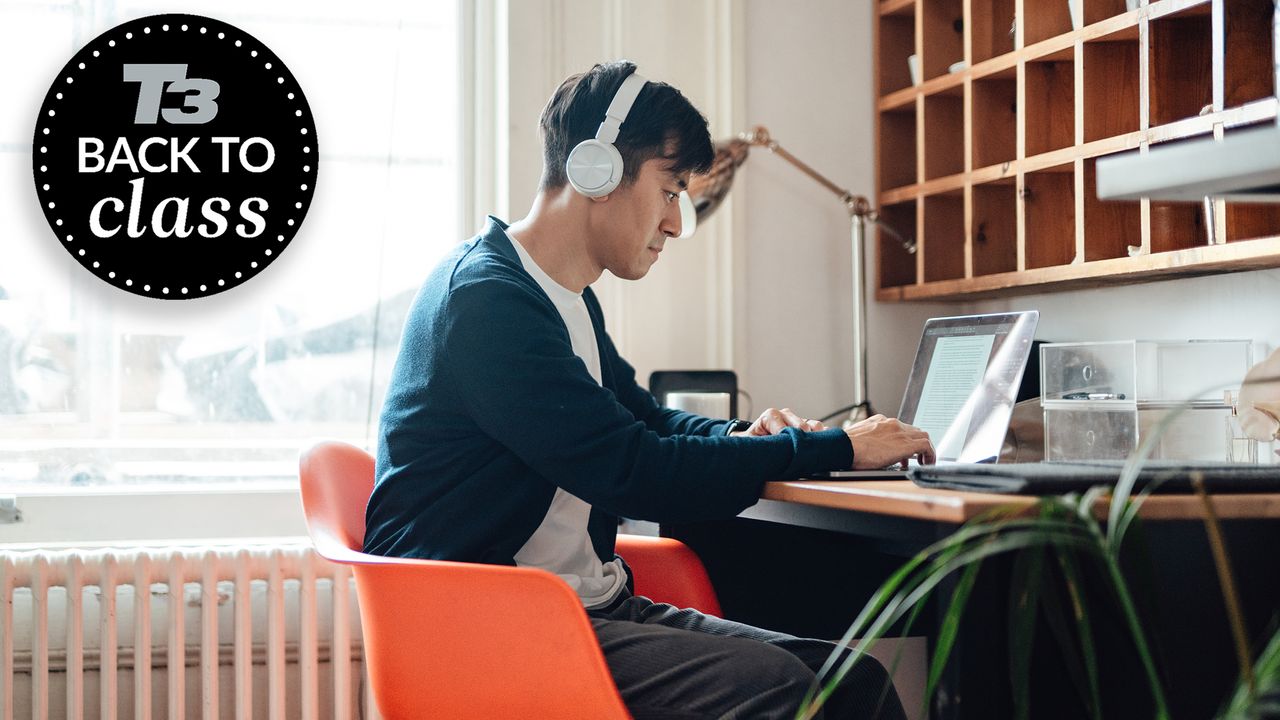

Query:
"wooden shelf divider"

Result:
[[874, 0, 1280, 301]]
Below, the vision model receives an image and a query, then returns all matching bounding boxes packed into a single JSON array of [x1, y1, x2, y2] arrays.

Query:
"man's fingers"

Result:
[[779, 408, 803, 423], [752, 409, 787, 436], [747, 408, 829, 436], [897, 439, 935, 468], [845, 415, 940, 469], [917, 438, 937, 465], [779, 408, 828, 433]]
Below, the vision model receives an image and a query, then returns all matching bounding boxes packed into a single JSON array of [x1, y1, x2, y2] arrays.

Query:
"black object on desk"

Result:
[[648, 370, 739, 417], [909, 460, 1280, 494]]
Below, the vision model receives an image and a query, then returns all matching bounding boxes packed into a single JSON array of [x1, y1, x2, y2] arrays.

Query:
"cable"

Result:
[[819, 401, 872, 425], [736, 388, 753, 419]]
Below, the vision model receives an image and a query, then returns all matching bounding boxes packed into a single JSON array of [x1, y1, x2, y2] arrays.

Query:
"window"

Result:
[[0, 0, 462, 491]]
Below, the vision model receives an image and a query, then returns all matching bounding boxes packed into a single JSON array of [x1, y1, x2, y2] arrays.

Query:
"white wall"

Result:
[[738, 0, 951, 418], [738, 1, 1280, 419], [957, 270, 1280, 355]]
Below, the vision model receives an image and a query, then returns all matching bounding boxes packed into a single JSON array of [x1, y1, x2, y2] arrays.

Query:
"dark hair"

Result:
[[537, 61, 714, 191]]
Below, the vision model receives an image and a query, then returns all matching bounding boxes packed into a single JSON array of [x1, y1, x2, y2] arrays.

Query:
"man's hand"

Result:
[[844, 414, 936, 469], [731, 408, 827, 437]]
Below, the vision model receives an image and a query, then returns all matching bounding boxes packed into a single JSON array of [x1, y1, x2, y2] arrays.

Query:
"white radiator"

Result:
[[0, 544, 376, 720]]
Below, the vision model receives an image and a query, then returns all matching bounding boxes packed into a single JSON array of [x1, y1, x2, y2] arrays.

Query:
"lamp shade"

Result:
[[686, 135, 752, 224]]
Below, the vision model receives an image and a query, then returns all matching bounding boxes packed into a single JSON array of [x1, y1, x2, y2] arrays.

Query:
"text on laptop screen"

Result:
[[897, 312, 1039, 463]]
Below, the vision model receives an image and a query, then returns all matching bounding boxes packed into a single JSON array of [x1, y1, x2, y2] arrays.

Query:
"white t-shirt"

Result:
[[507, 233, 628, 608]]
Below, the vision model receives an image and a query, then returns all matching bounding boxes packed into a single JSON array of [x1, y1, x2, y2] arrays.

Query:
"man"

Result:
[[366, 61, 935, 719]]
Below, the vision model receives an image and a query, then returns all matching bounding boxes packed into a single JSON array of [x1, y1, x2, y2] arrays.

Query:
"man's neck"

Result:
[[504, 189, 602, 294]]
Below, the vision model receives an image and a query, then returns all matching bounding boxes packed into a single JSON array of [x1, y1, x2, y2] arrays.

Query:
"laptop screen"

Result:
[[897, 312, 1039, 463]]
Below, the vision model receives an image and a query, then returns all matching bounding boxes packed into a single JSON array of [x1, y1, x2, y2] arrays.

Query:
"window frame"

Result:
[[1, 0, 491, 545]]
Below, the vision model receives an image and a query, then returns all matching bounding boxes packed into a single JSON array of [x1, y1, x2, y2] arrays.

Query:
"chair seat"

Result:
[[299, 439, 722, 719]]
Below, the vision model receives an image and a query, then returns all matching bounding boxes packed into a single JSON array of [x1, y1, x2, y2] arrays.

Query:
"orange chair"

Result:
[[298, 440, 722, 719]]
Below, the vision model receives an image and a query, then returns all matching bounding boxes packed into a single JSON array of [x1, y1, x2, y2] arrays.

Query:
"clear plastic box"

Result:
[[1040, 340, 1254, 461], [1041, 340, 1254, 403]]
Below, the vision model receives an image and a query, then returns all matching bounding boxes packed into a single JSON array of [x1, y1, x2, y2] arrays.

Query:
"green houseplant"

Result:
[[801, 364, 1280, 720]]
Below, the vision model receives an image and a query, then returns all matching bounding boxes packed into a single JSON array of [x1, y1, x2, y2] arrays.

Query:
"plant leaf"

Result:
[[1039, 559, 1097, 717], [923, 551, 984, 713], [810, 528, 1101, 717], [1099, 548, 1171, 719], [803, 508, 1102, 720], [1221, 603, 1280, 717], [1055, 544, 1103, 720], [1008, 544, 1045, 720]]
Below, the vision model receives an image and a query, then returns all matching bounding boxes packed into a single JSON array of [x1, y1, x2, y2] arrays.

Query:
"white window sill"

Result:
[[0, 485, 310, 547]]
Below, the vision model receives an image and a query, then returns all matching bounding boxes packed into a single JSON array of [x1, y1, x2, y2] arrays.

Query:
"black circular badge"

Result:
[[32, 14, 317, 299]]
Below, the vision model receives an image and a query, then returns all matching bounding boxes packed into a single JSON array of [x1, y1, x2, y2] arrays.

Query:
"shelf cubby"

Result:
[[1224, 0, 1276, 109], [875, 0, 1280, 301], [923, 192, 966, 281], [1025, 49, 1076, 156], [879, 106, 918, 190], [879, 9, 916, 95], [1149, 4, 1213, 126], [1149, 201, 1208, 253], [971, 68, 1017, 169], [879, 200, 919, 288], [1023, 166, 1076, 269], [1082, 158, 1139, 260], [971, 0, 1016, 64], [922, 0, 965, 81], [1083, 37, 1140, 142], [1083, 0, 1132, 26], [1225, 204, 1280, 243], [972, 179, 1018, 275], [924, 88, 965, 180], [1022, 0, 1074, 46]]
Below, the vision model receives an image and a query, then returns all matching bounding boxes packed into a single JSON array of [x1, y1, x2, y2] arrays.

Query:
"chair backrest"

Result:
[[616, 535, 723, 617], [298, 440, 634, 719], [298, 440, 376, 562]]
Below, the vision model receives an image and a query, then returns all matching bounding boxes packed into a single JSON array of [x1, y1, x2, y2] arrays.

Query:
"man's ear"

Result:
[[590, 193, 611, 204]]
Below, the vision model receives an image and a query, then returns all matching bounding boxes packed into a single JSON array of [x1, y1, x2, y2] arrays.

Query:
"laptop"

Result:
[[810, 311, 1039, 480]]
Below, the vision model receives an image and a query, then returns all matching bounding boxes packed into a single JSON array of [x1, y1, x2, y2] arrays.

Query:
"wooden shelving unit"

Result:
[[874, 0, 1280, 301]]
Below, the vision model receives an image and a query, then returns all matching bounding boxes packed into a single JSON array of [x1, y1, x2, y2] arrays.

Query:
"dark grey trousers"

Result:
[[588, 591, 907, 720]]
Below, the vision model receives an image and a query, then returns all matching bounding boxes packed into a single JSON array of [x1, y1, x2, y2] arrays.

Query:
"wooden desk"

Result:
[[760, 479, 1280, 523], [666, 479, 1280, 719]]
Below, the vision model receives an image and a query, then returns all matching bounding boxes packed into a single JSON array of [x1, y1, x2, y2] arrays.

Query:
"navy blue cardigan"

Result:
[[363, 217, 854, 564]]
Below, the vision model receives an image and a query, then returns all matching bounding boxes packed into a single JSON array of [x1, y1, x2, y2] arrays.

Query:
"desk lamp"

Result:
[[685, 126, 915, 424]]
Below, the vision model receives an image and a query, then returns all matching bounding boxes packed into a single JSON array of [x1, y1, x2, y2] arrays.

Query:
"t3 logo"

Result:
[[33, 14, 317, 299]]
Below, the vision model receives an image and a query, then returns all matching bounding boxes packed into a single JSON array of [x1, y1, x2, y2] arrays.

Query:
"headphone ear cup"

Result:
[[566, 139, 624, 198], [676, 191, 697, 239]]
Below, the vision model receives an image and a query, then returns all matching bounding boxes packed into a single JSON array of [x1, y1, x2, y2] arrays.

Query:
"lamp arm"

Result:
[[744, 126, 870, 217], [744, 126, 916, 254]]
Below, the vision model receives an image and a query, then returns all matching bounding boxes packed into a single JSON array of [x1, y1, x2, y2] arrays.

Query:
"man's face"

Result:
[[588, 156, 689, 281]]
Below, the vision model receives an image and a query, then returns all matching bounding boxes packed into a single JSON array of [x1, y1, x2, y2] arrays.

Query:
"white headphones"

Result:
[[565, 71, 648, 198], [565, 69, 697, 239]]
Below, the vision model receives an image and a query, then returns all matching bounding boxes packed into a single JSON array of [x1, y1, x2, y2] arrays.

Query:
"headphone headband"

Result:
[[595, 72, 647, 144]]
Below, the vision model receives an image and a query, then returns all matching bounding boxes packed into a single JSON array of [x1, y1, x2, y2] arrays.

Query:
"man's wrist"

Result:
[[725, 418, 753, 436]]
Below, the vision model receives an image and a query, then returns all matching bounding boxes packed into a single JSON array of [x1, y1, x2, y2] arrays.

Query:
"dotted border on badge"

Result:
[[33, 15, 318, 299]]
